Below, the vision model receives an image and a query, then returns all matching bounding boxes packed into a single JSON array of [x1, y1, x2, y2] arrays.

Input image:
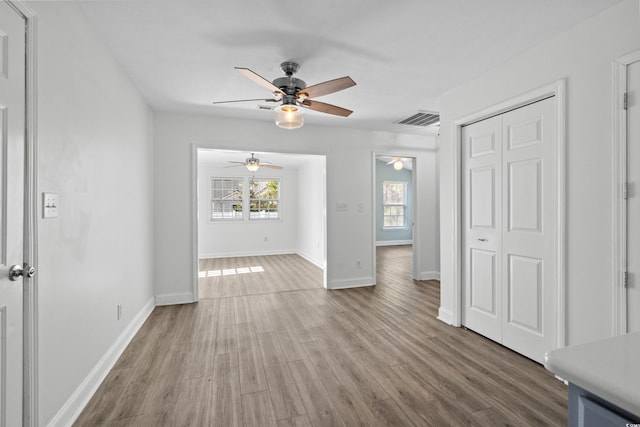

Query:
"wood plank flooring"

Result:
[[75, 246, 567, 426]]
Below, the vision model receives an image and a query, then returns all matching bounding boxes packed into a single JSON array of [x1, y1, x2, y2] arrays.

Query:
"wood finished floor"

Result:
[[75, 246, 567, 426]]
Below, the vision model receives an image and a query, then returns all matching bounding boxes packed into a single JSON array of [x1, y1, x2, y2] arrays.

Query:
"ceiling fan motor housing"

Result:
[[273, 62, 306, 105]]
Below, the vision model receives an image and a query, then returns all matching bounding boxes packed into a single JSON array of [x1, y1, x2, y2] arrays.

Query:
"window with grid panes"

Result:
[[249, 178, 280, 220], [383, 181, 407, 228], [210, 178, 243, 220]]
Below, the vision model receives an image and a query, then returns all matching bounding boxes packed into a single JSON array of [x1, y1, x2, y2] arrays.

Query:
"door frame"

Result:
[[612, 49, 640, 336], [191, 147, 329, 300], [451, 79, 566, 350], [371, 153, 420, 283], [5, 1, 38, 425]]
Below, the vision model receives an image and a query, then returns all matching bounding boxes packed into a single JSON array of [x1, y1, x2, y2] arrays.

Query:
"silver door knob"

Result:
[[9, 264, 36, 281], [478, 238, 488, 242]]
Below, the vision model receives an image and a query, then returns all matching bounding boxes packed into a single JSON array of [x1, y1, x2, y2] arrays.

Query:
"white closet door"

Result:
[[501, 97, 556, 362], [462, 97, 557, 363], [462, 115, 503, 343], [628, 60, 640, 333]]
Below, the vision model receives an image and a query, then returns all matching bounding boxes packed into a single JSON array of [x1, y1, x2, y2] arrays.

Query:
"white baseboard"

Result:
[[155, 292, 194, 306], [375, 240, 413, 247], [420, 271, 441, 280], [199, 249, 296, 259], [296, 251, 325, 269], [437, 306, 456, 326], [328, 277, 374, 290], [47, 297, 155, 427]]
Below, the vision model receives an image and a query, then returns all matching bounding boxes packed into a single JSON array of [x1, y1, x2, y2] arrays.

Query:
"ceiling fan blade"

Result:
[[300, 99, 353, 117], [297, 76, 355, 99], [235, 67, 285, 96], [227, 161, 246, 165], [260, 164, 283, 170], [212, 98, 278, 104]]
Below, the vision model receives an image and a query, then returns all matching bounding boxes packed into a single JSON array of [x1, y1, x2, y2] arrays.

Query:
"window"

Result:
[[249, 178, 280, 219], [210, 177, 280, 221], [211, 178, 243, 220], [383, 181, 407, 228]]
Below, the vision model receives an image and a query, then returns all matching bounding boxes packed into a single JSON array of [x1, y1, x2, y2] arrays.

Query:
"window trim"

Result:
[[209, 177, 244, 221], [382, 180, 408, 230], [209, 176, 281, 222], [248, 177, 281, 221]]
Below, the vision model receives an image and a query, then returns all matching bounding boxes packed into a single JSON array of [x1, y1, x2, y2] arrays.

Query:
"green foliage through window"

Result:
[[249, 178, 280, 219]]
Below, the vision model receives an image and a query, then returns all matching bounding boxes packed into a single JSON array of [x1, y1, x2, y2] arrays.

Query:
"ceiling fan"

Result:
[[227, 153, 283, 172], [212, 61, 356, 129]]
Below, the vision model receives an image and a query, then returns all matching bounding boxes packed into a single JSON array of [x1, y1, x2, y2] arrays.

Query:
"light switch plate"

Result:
[[43, 192, 58, 218]]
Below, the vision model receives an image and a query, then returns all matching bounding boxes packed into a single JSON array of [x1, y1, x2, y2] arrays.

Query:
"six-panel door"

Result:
[[462, 97, 557, 363]]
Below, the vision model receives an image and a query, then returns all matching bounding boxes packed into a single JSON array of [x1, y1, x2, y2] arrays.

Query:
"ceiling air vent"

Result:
[[257, 104, 275, 111], [395, 111, 440, 127]]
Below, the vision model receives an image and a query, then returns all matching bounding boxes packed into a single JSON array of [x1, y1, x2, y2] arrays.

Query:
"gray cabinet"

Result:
[[569, 384, 638, 427]]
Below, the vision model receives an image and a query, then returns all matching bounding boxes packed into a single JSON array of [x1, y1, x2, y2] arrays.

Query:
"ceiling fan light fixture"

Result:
[[393, 160, 404, 170], [274, 104, 304, 130], [245, 154, 261, 171]]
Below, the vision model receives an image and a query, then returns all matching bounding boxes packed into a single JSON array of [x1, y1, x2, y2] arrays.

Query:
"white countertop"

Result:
[[544, 332, 640, 416]]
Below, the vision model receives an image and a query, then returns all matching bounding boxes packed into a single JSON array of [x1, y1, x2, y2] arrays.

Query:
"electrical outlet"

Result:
[[117, 304, 123, 320], [336, 202, 348, 212], [264, 236, 268, 242], [355, 260, 361, 269], [43, 192, 59, 219]]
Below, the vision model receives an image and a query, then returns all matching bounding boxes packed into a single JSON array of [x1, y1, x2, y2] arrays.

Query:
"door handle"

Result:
[[9, 264, 36, 281], [478, 238, 487, 242]]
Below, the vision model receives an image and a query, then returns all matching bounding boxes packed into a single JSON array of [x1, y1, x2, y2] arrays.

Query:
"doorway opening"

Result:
[[373, 154, 419, 283], [193, 148, 327, 301]]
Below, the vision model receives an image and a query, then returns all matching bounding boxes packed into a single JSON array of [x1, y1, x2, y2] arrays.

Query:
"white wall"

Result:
[[34, 2, 155, 425], [295, 156, 326, 267], [154, 113, 439, 299], [438, 0, 640, 345], [198, 153, 299, 258]]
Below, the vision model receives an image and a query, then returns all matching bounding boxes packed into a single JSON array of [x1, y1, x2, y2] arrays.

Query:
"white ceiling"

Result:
[[78, 0, 622, 135]]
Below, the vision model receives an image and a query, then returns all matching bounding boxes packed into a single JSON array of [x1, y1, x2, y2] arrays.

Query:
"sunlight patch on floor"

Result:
[[198, 265, 265, 278]]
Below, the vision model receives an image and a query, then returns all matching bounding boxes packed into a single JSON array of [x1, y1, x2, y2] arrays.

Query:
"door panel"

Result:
[[462, 115, 502, 342], [501, 97, 556, 363], [470, 249, 497, 316], [470, 166, 496, 229], [628, 60, 640, 333], [508, 159, 542, 233], [506, 116, 543, 151], [0, 2, 25, 426], [507, 254, 543, 334]]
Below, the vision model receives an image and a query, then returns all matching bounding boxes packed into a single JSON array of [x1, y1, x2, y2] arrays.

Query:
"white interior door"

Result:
[[462, 115, 503, 343], [500, 97, 556, 362], [628, 60, 640, 333], [0, 2, 26, 425], [462, 97, 557, 363]]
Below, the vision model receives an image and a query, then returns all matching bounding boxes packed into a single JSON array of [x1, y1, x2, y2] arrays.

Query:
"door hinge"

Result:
[[623, 92, 628, 110], [623, 271, 628, 288], [624, 182, 629, 199]]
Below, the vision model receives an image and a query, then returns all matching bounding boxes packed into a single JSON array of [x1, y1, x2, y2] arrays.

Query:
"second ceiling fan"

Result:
[[213, 61, 356, 129]]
